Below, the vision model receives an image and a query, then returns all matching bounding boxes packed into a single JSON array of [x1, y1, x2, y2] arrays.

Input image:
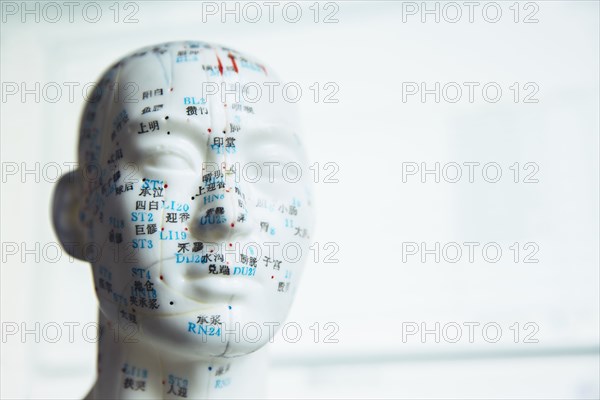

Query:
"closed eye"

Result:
[[143, 151, 195, 171]]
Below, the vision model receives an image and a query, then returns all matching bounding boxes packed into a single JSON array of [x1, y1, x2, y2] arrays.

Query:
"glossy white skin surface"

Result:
[[52, 41, 314, 399]]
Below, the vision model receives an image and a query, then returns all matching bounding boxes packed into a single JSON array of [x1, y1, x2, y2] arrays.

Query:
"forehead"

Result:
[[79, 41, 302, 164]]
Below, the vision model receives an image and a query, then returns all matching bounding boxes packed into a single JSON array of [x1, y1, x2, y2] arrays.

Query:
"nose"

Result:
[[188, 173, 252, 243]]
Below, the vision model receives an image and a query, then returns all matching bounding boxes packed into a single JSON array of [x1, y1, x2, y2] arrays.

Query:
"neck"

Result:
[[87, 312, 268, 399]]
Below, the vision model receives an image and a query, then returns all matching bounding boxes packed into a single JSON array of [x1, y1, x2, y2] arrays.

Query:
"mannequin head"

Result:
[[53, 41, 314, 360]]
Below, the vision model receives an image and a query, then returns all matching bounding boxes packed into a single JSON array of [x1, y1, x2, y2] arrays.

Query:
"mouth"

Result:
[[178, 275, 252, 302], [156, 255, 260, 303]]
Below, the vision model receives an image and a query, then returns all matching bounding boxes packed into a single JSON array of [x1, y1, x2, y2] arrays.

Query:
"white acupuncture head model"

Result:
[[52, 41, 314, 398]]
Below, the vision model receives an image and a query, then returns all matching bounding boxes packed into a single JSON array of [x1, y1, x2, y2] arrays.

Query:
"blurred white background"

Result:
[[1, 1, 599, 398]]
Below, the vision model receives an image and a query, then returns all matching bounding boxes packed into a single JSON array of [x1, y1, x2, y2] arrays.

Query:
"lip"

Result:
[[157, 256, 260, 302], [180, 275, 252, 302]]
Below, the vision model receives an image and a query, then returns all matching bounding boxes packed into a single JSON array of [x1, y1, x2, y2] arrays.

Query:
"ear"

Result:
[[52, 169, 87, 261]]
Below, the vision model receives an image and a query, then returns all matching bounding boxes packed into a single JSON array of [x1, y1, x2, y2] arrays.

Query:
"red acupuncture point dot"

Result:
[[184, 227, 188, 231], [161, 227, 164, 231], [164, 184, 168, 188], [230, 223, 234, 228], [208, 128, 212, 133], [160, 275, 164, 280], [271, 276, 274, 279]]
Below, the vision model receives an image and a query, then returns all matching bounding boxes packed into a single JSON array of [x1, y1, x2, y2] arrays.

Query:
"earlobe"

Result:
[[52, 169, 87, 261]]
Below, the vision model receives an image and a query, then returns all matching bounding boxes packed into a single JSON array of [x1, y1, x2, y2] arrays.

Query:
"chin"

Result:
[[137, 307, 278, 359]]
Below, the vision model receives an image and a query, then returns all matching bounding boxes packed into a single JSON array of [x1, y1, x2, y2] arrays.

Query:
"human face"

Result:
[[78, 42, 314, 357]]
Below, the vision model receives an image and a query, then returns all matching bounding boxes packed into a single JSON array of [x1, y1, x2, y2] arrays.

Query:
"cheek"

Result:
[[249, 188, 313, 293], [87, 174, 170, 308]]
